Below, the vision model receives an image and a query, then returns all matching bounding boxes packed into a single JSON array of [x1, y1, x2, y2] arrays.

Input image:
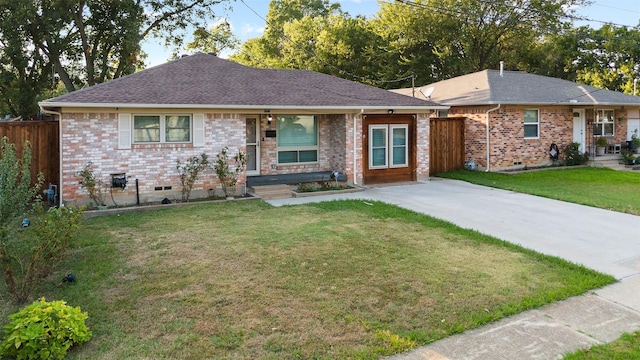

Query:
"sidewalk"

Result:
[[266, 179, 640, 359]]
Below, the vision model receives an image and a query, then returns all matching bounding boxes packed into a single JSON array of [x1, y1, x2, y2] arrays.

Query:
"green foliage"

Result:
[[1, 204, 83, 303], [176, 153, 209, 202], [437, 167, 640, 215], [620, 150, 637, 166], [0, 137, 43, 227], [186, 21, 240, 55], [596, 137, 607, 147], [563, 331, 640, 359], [0, 0, 227, 115], [213, 147, 247, 198], [0, 297, 91, 359], [632, 130, 640, 148], [77, 162, 106, 207], [563, 143, 589, 166]]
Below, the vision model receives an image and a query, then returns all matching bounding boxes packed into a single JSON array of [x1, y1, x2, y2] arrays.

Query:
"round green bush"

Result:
[[0, 297, 92, 359]]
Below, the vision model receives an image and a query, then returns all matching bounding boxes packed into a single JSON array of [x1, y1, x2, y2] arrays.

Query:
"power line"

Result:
[[391, 0, 638, 29]]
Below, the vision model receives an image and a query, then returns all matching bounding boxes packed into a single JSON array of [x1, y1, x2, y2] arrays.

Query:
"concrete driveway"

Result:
[[268, 178, 640, 280], [268, 178, 640, 359]]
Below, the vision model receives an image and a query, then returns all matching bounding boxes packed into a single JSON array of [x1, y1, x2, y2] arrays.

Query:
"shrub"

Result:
[[0, 297, 91, 359], [77, 162, 106, 207], [621, 150, 637, 165], [1, 204, 83, 303], [0, 137, 43, 227], [213, 147, 247, 198], [176, 153, 209, 202], [563, 144, 589, 166]]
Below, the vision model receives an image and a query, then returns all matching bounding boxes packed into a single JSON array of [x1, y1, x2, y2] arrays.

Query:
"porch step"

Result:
[[590, 154, 639, 171], [249, 184, 292, 200]]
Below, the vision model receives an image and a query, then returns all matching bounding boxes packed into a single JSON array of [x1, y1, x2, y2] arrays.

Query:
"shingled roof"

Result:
[[40, 52, 444, 111], [392, 70, 640, 107]]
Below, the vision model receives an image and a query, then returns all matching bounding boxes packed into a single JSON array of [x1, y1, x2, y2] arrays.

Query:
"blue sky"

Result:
[[142, 0, 640, 67]]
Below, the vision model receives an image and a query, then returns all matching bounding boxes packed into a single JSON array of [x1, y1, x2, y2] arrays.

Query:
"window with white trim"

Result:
[[369, 124, 408, 169], [594, 109, 614, 136], [277, 115, 318, 164], [133, 114, 191, 143], [524, 109, 539, 138]]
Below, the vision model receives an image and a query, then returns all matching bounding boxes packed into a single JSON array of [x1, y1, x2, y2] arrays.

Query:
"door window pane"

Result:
[[391, 126, 407, 166], [370, 127, 387, 168], [246, 145, 257, 171], [246, 118, 257, 143]]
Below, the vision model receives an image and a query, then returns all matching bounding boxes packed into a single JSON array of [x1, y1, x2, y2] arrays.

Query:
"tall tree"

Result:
[[231, 0, 384, 86], [231, 0, 342, 69], [572, 25, 640, 94], [372, 0, 586, 86], [185, 20, 240, 56], [0, 0, 229, 117]]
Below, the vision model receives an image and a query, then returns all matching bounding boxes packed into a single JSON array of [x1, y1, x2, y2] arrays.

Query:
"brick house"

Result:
[[392, 69, 640, 171], [38, 53, 445, 206]]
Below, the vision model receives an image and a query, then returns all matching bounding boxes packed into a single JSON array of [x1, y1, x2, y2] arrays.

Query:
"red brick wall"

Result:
[[450, 105, 585, 170], [61, 111, 245, 206], [61, 110, 431, 205]]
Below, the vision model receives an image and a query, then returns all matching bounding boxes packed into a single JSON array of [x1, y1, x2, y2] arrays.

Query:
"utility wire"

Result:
[[391, 0, 638, 29], [238, 0, 417, 85]]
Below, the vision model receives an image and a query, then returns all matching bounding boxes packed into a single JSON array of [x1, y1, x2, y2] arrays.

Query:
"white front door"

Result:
[[246, 116, 260, 176], [572, 109, 586, 152]]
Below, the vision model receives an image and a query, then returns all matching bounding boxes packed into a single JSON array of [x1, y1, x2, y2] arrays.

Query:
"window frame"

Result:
[[369, 125, 388, 169], [390, 124, 408, 168], [523, 109, 540, 139], [132, 114, 192, 144], [276, 115, 319, 165], [368, 124, 409, 170], [594, 109, 615, 137]]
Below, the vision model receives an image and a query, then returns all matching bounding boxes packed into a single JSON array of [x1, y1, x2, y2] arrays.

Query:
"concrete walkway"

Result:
[[266, 179, 640, 360]]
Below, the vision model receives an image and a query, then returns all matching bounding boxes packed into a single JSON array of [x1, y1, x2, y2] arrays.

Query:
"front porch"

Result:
[[590, 154, 640, 171], [246, 171, 348, 187]]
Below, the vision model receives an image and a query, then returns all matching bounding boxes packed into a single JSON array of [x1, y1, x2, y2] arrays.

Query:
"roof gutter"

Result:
[[485, 104, 501, 172], [38, 105, 64, 204], [38, 102, 449, 112]]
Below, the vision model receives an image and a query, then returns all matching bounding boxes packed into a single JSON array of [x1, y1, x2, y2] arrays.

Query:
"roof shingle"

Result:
[[43, 53, 441, 109], [392, 70, 640, 106]]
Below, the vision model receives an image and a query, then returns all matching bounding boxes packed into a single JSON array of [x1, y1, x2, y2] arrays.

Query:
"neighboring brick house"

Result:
[[392, 69, 640, 171], [38, 53, 445, 206]]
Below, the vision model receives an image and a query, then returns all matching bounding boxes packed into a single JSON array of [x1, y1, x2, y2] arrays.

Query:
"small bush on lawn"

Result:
[[0, 297, 91, 359], [563, 143, 589, 166], [1, 204, 83, 303]]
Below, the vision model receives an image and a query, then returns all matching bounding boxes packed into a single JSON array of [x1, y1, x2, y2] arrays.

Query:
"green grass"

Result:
[[563, 331, 640, 359], [437, 167, 640, 215], [439, 167, 640, 359], [0, 200, 615, 359]]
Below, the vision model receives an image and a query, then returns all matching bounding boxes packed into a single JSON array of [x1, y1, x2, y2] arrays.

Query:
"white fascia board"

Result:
[[38, 102, 449, 112]]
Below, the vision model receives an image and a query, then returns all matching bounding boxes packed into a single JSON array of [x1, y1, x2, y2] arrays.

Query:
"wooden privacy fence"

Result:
[[430, 117, 465, 174], [0, 121, 59, 192]]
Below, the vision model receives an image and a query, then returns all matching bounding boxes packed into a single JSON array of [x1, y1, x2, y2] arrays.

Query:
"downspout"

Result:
[[353, 109, 364, 185], [38, 105, 64, 204], [485, 104, 501, 172]]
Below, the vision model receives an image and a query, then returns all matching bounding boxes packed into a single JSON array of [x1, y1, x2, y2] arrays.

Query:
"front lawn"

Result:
[[0, 200, 614, 359], [563, 331, 640, 359], [437, 167, 640, 215]]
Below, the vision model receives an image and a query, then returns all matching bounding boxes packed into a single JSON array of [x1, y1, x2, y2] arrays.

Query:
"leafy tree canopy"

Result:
[[0, 0, 229, 117]]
